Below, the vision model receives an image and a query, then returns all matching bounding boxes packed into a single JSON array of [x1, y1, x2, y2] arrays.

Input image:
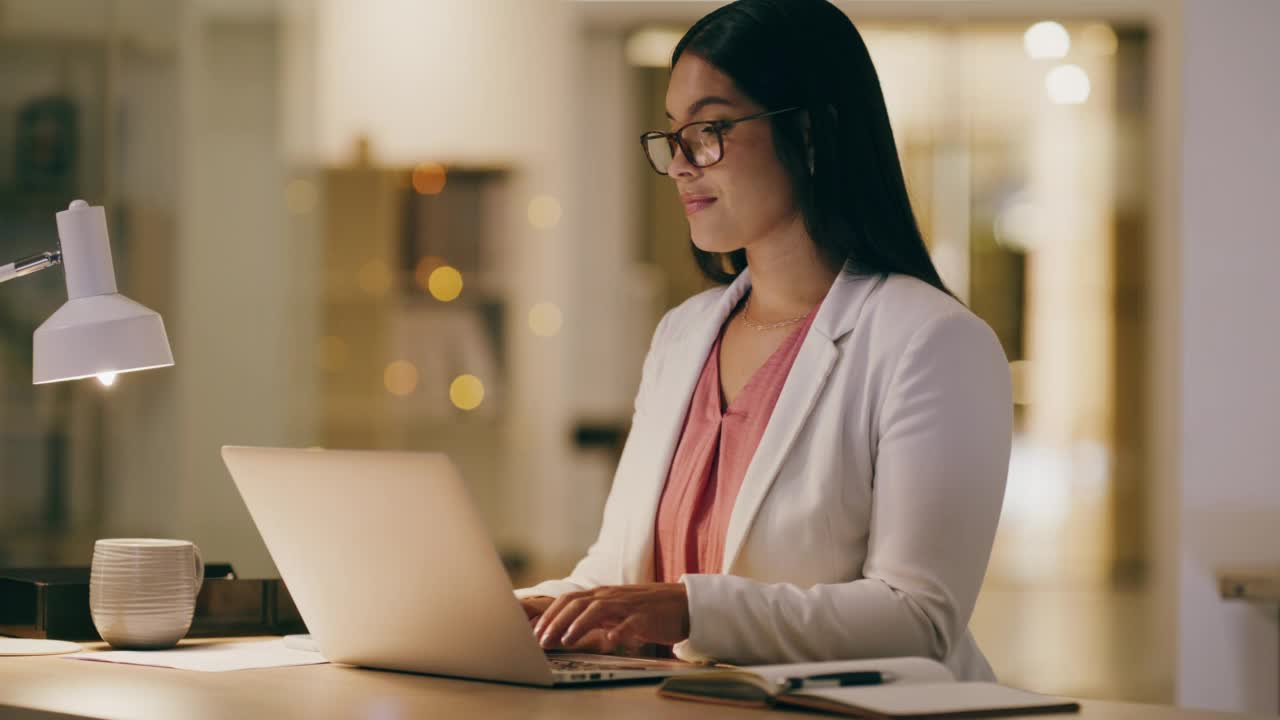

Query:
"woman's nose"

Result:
[[666, 140, 699, 177]]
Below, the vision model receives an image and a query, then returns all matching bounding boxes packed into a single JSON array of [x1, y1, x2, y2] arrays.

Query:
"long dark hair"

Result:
[[673, 0, 951, 295]]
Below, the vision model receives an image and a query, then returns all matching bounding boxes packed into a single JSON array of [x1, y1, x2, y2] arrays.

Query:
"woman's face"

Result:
[[664, 53, 800, 255]]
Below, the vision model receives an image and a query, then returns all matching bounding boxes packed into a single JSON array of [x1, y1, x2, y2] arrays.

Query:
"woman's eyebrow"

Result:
[[665, 95, 735, 121]]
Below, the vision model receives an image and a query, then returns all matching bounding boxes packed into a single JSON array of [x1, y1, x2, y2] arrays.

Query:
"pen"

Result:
[[778, 670, 897, 691]]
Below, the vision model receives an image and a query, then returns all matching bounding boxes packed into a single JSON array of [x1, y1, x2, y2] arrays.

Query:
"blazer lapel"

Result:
[[721, 269, 885, 572], [620, 270, 753, 583]]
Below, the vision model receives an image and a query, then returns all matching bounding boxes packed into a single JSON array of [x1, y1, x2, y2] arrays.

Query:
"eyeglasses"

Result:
[[640, 106, 802, 175]]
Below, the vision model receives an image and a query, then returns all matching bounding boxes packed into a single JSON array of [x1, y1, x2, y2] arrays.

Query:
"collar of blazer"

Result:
[[621, 263, 887, 581]]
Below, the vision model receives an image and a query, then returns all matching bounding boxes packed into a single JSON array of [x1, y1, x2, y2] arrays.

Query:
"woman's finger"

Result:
[[534, 592, 584, 637], [562, 628, 614, 654], [561, 599, 620, 646], [538, 596, 593, 648], [606, 614, 645, 646]]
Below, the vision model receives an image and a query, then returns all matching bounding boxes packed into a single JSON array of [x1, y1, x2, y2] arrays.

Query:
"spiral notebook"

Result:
[[658, 656, 1080, 719]]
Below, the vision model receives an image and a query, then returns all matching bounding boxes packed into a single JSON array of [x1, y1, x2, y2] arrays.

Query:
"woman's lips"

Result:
[[682, 197, 717, 215]]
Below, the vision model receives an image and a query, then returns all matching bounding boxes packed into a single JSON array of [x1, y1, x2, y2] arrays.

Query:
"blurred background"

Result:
[[0, 0, 1275, 714]]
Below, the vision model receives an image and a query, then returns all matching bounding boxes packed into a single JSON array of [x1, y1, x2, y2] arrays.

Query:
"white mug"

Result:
[[89, 538, 204, 649]]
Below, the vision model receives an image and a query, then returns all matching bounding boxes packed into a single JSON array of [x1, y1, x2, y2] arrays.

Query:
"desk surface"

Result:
[[0, 638, 1262, 720]]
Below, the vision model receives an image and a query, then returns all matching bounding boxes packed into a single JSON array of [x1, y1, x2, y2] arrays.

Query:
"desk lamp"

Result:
[[0, 199, 174, 386], [0, 200, 173, 656]]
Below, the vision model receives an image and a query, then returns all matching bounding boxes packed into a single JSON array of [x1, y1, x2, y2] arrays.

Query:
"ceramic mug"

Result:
[[89, 538, 204, 649]]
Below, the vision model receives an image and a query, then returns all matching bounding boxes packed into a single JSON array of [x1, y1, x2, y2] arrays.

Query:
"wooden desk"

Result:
[[0, 638, 1262, 720]]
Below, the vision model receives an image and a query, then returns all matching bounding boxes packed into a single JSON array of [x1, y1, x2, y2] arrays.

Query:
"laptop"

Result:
[[221, 445, 704, 686]]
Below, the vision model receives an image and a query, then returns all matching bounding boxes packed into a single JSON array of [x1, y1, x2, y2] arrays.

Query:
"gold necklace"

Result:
[[740, 295, 808, 331]]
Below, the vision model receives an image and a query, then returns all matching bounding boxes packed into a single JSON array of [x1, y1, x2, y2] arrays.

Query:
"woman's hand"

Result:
[[532, 583, 690, 651], [520, 594, 639, 654]]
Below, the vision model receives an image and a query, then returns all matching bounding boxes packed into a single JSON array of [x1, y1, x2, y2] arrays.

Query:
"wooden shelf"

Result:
[[1217, 569, 1280, 602]]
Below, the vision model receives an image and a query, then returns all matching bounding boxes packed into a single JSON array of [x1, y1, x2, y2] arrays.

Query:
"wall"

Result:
[[1176, 0, 1280, 713], [172, 1, 317, 577]]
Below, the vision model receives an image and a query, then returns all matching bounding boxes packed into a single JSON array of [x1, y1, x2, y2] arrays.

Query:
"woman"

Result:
[[518, 0, 1011, 682]]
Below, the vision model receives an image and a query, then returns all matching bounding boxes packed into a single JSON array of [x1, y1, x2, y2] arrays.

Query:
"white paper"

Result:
[[66, 639, 328, 672], [796, 682, 1076, 716]]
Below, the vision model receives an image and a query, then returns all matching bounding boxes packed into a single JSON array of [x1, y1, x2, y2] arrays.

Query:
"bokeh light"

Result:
[[1046, 64, 1091, 105], [1024, 21, 1070, 59], [527, 195, 562, 229], [528, 302, 563, 337], [450, 374, 485, 410], [384, 360, 419, 397], [993, 193, 1041, 252], [428, 265, 463, 302], [412, 162, 448, 195]]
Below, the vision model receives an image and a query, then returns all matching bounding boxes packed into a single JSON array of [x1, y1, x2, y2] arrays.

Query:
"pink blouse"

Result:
[[652, 297, 820, 583]]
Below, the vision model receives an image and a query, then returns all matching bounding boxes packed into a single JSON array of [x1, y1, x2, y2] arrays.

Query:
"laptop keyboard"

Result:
[[547, 655, 686, 673]]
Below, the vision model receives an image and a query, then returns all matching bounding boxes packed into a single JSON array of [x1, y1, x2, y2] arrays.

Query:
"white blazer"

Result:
[[517, 265, 1012, 682]]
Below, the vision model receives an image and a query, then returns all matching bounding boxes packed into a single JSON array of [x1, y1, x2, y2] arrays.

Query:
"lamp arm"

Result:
[[0, 250, 63, 285]]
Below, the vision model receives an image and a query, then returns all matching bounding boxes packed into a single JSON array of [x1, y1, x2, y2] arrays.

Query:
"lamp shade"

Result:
[[31, 200, 174, 385], [33, 294, 173, 384]]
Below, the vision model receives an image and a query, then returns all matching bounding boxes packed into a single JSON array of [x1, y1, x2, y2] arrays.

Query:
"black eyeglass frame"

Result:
[[639, 106, 803, 175]]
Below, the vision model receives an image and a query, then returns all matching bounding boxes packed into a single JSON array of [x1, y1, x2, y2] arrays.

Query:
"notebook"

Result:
[[658, 656, 1080, 719]]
